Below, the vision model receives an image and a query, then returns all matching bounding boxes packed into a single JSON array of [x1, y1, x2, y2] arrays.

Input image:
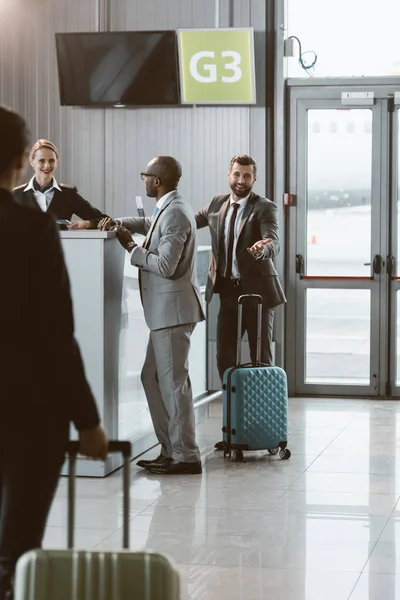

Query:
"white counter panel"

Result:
[[60, 231, 210, 475]]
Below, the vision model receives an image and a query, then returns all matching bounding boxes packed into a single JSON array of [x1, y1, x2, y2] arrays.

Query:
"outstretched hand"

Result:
[[247, 238, 272, 257]]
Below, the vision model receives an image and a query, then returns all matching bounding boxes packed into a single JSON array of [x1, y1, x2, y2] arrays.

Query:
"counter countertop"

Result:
[[60, 231, 116, 239]]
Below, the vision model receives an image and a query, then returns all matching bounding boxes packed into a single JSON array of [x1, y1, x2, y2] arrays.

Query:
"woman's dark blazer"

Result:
[[13, 183, 108, 227]]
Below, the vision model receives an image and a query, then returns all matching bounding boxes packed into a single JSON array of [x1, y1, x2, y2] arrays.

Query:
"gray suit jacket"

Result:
[[195, 192, 286, 308], [121, 191, 205, 331]]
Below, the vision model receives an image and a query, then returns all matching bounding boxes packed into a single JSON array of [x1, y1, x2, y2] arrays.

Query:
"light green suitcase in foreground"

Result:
[[14, 441, 180, 600], [15, 549, 180, 600]]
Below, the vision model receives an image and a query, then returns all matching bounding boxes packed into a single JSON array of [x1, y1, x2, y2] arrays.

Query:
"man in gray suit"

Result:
[[99, 156, 204, 475], [195, 155, 286, 448]]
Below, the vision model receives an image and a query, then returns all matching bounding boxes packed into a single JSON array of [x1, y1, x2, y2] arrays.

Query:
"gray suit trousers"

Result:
[[140, 324, 200, 463]]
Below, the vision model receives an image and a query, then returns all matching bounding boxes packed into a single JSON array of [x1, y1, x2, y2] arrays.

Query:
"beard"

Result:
[[146, 186, 155, 198], [230, 182, 252, 198]]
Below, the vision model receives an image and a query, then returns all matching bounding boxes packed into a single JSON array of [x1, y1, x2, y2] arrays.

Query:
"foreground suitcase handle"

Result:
[[66, 440, 132, 550]]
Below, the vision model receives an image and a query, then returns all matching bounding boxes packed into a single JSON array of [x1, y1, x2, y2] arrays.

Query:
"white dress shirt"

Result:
[[153, 190, 176, 215], [24, 176, 62, 212], [223, 194, 250, 279]]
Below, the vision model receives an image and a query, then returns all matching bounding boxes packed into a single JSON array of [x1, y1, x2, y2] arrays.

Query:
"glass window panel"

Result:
[[287, 0, 400, 77], [306, 289, 370, 385], [307, 109, 372, 276]]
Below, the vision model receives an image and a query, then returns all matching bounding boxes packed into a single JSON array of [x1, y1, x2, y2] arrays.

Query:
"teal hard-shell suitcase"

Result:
[[222, 295, 291, 462]]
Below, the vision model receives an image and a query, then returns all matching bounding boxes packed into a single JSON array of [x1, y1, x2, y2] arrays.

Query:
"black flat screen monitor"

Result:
[[55, 31, 180, 107]]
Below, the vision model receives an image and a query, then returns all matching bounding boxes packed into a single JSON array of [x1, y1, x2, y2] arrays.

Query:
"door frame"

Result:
[[285, 77, 400, 397]]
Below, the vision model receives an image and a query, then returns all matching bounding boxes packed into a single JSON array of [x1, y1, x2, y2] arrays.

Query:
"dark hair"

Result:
[[229, 154, 257, 176], [0, 105, 30, 177], [30, 139, 59, 162], [153, 156, 182, 188]]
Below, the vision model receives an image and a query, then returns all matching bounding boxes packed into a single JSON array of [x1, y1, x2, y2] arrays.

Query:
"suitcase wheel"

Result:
[[279, 448, 291, 460], [267, 448, 279, 456], [232, 450, 244, 462]]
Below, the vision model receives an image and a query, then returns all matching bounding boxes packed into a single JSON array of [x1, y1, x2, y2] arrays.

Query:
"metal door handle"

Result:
[[296, 254, 304, 276], [364, 255, 383, 276], [373, 373, 378, 392], [387, 255, 396, 277], [373, 255, 383, 274]]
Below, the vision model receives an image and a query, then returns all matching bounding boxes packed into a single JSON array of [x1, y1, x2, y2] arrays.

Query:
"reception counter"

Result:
[[60, 231, 210, 476]]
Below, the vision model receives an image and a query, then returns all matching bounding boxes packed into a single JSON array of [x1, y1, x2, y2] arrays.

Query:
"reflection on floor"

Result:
[[45, 398, 400, 600]]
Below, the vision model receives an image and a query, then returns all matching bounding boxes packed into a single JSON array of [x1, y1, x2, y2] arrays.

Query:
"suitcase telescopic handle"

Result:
[[66, 440, 132, 550], [237, 294, 263, 365]]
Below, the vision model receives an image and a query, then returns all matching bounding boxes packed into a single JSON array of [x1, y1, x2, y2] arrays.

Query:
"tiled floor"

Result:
[[44, 398, 400, 599]]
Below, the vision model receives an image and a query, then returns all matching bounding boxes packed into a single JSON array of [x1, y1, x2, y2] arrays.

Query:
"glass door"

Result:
[[286, 81, 400, 397]]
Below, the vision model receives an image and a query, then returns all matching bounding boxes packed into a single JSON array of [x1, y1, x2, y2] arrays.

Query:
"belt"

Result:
[[218, 276, 241, 287]]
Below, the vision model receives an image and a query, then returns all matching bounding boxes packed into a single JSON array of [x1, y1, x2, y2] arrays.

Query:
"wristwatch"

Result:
[[126, 241, 136, 253]]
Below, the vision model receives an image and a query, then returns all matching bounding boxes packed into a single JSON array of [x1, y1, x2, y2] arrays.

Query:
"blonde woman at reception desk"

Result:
[[13, 138, 108, 230]]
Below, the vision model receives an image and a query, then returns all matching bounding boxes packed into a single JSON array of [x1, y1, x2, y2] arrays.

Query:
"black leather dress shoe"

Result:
[[214, 441, 226, 451], [147, 460, 202, 475], [136, 455, 172, 469]]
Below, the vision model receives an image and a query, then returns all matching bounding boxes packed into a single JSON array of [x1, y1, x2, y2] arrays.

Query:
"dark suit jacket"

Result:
[[0, 188, 100, 432], [195, 192, 286, 308], [12, 183, 108, 226]]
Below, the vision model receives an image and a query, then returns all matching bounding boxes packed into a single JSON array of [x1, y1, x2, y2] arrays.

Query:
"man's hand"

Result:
[[79, 425, 108, 460], [69, 220, 91, 230], [115, 225, 135, 251], [247, 238, 272, 257], [98, 217, 117, 231]]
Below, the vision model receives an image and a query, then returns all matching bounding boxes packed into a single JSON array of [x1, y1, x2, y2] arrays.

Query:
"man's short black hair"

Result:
[[153, 156, 182, 189], [0, 105, 30, 177], [229, 154, 257, 176]]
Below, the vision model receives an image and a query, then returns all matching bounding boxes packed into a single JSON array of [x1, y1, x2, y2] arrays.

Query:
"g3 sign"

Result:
[[190, 51, 242, 83], [177, 28, 256, 104]]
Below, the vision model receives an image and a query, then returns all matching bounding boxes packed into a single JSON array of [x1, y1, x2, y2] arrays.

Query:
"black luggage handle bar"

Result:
[[237, 295, 263, 304], [237, 294, 263, 365], [66, 440, 132, 549]]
